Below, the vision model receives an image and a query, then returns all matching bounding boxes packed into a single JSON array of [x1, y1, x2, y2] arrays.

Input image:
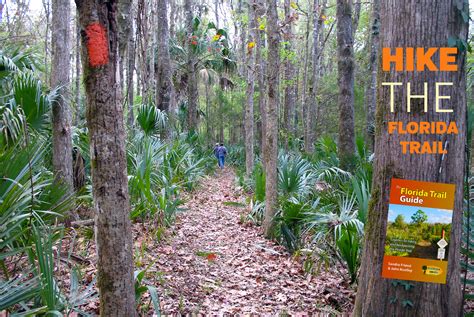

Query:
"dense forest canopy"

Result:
[[0, 0, 473, 315]]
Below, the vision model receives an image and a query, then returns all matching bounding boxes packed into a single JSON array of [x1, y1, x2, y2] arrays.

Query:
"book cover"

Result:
[[382, 178, 456, 284]]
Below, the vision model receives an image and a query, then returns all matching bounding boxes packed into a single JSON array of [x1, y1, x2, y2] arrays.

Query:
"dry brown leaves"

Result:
[[144, 169, 355, 315], [15, 168, 355, 315]]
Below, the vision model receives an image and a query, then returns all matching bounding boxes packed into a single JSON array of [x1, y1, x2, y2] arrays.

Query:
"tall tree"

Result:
[[299, 6, 311, 144], [354, 1, 468, 315], [169, 0, 176, 38], [255, 0, 267, 157], [75, 0, 136, 315], [304, 0, 325, 153], [136, 0, 151, 100], [336, 0, 355, 167], [185, 0, 199, 131], [365, 0, 380, 149], [214, 0, 219, 27], [155, 0, 173, 112], [118, 0, 132, 92], [352, 0, 361, 36], [127, 4, 135, 126], [245, 0, 257, 176], [51, 0, 73, 191], [237, 0, 247, 77], [283, 0, 296, 148], [262, 0, 279, 238], [75, 17, 81, 126], [43, 0, 51, 84]]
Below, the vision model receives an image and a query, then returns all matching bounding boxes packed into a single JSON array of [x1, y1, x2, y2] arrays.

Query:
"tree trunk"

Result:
[[127, 7, 135, 127], [256, 0, 266, 157], [336, 0, 355, 168], [118, 0, 131, 93], [75, 17, 81, 126], [354, 1, 468, 316], [365, 0, 380, 150], [185, 0, 198, 131], [169, 0, 176, 38], [262, 0, 279, 238], [155, 0, 173, 113], [294, 66, 299, 134], [150, 0, 157, 103], [75, 0, 136, 315], [137, 0, 149, 100], [305, 0, 325, 153], [352, 0, 361, 36], [51, 0, 74, 192], [245, 0, 256, 176], [238, 0, 247, 78], [219, 89, 224, 141], [43, 0, 50, 84], [214, 0, 219, 27], [283, 0, 296, 149], [300, 11, 311, 143], [205, 82, 211, 138]]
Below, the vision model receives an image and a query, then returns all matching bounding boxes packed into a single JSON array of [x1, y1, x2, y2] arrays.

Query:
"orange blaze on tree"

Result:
[[85, 22, 109, 67]]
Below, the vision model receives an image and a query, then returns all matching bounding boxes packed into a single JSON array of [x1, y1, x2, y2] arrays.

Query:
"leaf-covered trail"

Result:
[[147, 168, 354, 314]]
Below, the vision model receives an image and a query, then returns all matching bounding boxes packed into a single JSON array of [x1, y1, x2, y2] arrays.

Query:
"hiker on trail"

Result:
[[216, 143, 227, 169]]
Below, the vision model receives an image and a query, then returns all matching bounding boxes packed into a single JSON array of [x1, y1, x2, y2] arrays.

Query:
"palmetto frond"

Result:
[[136, 103, 168, 136], [278, 152, 315, 198], [305, 194, 364, 244]]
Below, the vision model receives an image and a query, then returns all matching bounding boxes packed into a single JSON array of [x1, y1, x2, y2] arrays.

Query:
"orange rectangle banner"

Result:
[[389, 178, 455, 210], [382, 255, 448, 284]]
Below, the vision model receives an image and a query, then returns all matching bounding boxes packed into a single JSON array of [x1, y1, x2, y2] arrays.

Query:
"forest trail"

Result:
[[145, 168, 354, 315]]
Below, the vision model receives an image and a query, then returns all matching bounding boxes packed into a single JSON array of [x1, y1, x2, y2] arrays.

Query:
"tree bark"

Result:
[[354, 1, 468, 316], [336, 0, 355, 168], [75, 0, 136, 315], [352, 0, 361, 37], [185, 0, 198, 131], [43, 0, 50, 84], [245, 0, 257, 176], [118, 0, 131, 93], [155, 0, 173, 113], [239, 0, 247, 78], [127, 5, 135, 127], [136, 0, 150, 100], [255, 0, 267, 157], [51, 0, 74, 192], [169, 0, 176, 38], [205, 81, 211, 138], [300, 10, 311, 143], [262, 0, 279, 238], [365, 0, 380, 150], [304, 0, 325, 153], [214, 0, 220, 27], [283, 0, 296, 149], [75, 17, 81, 126]]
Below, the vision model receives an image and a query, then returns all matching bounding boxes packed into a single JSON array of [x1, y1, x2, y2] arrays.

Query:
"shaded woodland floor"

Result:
[[61, 168, 356, 315], [143, 169, 355, 315]]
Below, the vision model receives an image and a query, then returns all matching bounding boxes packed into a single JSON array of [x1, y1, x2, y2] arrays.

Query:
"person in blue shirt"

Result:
[[216, 143, 227, 169]]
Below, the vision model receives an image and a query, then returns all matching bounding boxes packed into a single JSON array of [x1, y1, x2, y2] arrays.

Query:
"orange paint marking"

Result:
[[206, 253, 217, 261], [85, 22, 109, 67]]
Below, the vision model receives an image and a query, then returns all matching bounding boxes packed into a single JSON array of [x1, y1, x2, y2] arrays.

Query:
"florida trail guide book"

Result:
[[382, 178, 455, 284]]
